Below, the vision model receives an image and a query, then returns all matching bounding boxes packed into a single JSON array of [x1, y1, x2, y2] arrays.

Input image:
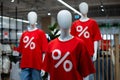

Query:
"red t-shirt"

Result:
[[15, 28, 48, 70], [71, 19, 102, 56], [42, 37, 95, 80]]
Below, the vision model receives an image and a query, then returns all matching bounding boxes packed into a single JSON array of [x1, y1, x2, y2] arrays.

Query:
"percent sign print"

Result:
[[76, 26, 90, 38], [52, 49, 73, 72], [23, 36, 36, 50]]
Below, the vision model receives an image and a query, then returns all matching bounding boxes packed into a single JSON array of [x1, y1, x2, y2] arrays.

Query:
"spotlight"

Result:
[[11, 0, 15, 2], [48, 12, 51, 16], [101, 9, 104, 12], [100, 5, 103, 8]]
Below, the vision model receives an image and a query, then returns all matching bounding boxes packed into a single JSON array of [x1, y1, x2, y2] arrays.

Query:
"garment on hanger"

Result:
[[0, 56, 2, 73], [0, 43, 2, 56], [2, 44, 12, 53], [10, 61, 21, 80], [2, 56, 10, 74]]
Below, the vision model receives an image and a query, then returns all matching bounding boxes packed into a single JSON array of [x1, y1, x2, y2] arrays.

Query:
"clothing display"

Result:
[[10, 62, 21, 80], [71, 19, 102, 56], [42, 37, 95, 80], [2, 44, 12, 53], [0, 43, 2, 56], [0, 57, 2, 73], [14, 28, 48, 70], [0, 1, 119, 80], [0, 43, 2, 73], [2, 56, 10, 74]]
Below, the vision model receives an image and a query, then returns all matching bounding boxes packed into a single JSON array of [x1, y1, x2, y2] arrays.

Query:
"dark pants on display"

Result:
[[95, 57, 114, 80]]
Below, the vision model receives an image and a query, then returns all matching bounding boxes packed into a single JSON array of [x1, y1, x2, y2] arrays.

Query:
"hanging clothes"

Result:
[[10, 61, 21, 80]]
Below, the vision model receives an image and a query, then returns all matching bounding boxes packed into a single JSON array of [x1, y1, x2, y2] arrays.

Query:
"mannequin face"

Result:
[[79, 2, 88, 15], [27, 11, 37, 25], [57, 10, 72, 29]]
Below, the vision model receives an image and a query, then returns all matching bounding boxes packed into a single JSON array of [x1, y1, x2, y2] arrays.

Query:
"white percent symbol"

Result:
[[23, 36, 35, 50], [76, 26, 90, 38], [52, 49, 73, 72]]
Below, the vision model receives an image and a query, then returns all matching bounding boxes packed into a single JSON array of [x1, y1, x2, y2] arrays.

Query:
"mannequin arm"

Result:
[[42, 53, 46, 61], [92, 41, 98, 61]]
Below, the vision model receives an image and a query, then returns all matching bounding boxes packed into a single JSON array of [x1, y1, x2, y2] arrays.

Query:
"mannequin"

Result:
[[71, 2, 102, 61], [14, 11, 48, 80], [79, 2, 99, 61], [71, 2, 102, 80], [42, 10, 95, 80]]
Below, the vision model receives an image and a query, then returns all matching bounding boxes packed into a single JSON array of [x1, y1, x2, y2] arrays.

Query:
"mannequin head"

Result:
[[79, 2, 88, 15], [57, 10, 72, 30], [27, 11, 37, 26]]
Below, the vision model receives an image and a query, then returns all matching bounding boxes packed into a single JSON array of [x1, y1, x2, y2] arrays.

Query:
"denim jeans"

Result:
[[20, 68, 42, 80]]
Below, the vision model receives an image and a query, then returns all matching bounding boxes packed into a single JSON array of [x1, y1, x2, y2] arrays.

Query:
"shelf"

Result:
[[0, 39, 19, 44], [0, 28, 22, 31]]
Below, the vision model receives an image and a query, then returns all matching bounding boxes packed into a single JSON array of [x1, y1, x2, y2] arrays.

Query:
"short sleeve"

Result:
[[14, 32, 24, 53], [42, 47, 51, 73], [92, 21, 102, 41], [78, 42, 96, 77], [41, 31, 48, 53]]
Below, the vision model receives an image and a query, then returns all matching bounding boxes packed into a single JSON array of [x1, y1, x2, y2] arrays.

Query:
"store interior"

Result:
[[0, 0, 120, 80]]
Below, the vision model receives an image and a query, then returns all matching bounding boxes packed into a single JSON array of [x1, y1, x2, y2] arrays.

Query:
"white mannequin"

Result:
[[79, 2, 98, 62], [41, 10, 73, 80], [79, 2, 98, 80], [27, 11, 37, 31], [57, 10, 73, 41]]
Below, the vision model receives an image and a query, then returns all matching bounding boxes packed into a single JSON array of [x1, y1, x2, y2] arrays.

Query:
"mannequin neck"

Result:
[[80, 14, 89, 22], [28, 24, 37, 31], [59, 29, 73, 41]]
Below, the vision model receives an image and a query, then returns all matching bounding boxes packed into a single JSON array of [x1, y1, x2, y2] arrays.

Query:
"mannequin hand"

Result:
[[41, 70, 45, 77], [92, 52, 97, 62], [41, 70, 49, 80]]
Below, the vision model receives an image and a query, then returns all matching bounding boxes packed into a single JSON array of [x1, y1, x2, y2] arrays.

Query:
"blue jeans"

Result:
[[20, 68, 42, 80]]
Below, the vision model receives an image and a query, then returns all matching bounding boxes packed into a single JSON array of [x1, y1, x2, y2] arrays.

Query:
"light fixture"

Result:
[[101, 9, 104, 12], [48, 12, 51, 16], [11, 0, 15, 2], [57, 0, 82, 16], [100, 5, 103, 8]]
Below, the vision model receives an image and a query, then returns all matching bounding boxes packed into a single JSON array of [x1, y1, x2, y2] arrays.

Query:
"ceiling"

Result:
[[0, 0, 120, 20]]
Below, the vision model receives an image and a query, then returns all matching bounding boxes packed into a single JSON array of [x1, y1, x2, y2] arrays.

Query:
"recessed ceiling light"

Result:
[[11, 0, 15, 2], [100, 5, 103, 8], [101, 9, 104, 12], [48, 12, 51, 16]]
